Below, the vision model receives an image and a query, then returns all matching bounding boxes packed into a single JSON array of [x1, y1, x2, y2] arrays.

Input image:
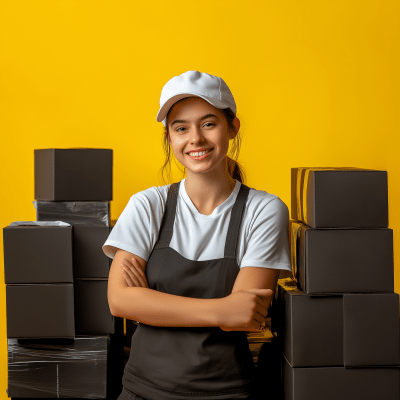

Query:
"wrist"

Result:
[[211, 296, 228, 328]]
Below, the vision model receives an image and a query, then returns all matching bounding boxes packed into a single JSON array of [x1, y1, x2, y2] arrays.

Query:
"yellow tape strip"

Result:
[[290, 221, 302, 280], [296, 167, 366, 225]]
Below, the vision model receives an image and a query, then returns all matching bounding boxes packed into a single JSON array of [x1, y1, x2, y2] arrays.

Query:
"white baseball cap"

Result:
[[156, 70, 236, 127]]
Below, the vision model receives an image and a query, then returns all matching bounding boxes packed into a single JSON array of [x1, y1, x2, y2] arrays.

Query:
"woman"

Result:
[[103, 70, 293, 400]]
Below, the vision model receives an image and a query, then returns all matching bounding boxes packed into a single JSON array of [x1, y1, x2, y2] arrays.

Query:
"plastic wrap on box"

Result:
[[33, 200, 110, 226], [7, 336, 108, 398]]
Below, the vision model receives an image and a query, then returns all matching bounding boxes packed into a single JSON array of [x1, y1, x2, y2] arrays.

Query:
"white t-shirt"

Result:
[[102, 178, 293, 280]]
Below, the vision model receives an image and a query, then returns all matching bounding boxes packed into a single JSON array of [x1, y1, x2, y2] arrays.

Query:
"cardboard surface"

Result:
[[282, 355, 400, 400], [290, 220, 394, 294], [74, 279, 115, 335], [73, 225, 113, 278], [6, 284, 75, 339], [291, 167, 388, 228], [34, 148, 113, 201], [276, 280, 400, 367], [3, 225, 73, 284]]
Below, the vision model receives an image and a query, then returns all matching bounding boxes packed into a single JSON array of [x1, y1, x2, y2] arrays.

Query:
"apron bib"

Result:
[[122, 180, 256, 400]]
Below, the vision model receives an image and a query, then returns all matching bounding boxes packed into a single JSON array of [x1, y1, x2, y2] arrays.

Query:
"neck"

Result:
[[184, 162, 237, 216]]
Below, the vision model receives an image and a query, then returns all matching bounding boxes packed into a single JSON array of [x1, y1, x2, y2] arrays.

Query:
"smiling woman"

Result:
[[102, 70, 293, 400]]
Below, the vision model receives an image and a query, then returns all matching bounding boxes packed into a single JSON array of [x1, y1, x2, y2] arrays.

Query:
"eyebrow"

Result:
[[170, 113, 220, 127]]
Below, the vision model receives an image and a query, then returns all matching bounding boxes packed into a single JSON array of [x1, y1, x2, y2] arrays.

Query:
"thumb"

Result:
[[246, 288, 274, 296]]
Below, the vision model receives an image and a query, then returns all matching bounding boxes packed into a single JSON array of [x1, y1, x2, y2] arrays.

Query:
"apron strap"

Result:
[[224, 183, 250, 259], [155, 180, 250, 258], [154, 181, 181, 249]]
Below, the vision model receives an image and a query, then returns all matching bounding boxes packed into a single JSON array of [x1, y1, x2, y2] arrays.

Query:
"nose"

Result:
[[189, 126, 205, 144]]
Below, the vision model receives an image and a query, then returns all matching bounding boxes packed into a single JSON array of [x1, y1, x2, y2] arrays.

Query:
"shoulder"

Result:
[[245, 184, 289, 217], [127, 182, 172, 212]]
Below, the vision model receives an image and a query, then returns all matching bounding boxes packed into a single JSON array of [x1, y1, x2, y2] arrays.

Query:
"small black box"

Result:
[[289, 220, 394, 294], [291, 167, 388, 228], [282, 355, 399, 400], [3, 224, 73, 284], [275, 279, 399, 367], [34, 148, 113, 201], [6, 284, 75, 339], [74, 278, 114, 335], [73, 224, 114, 278]]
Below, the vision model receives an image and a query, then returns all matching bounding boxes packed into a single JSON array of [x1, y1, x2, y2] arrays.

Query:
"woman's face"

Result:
[[166, 96, 239, 177]]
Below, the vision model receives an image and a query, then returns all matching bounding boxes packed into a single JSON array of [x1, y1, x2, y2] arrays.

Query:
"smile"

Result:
[[187, 148, 213, 160]]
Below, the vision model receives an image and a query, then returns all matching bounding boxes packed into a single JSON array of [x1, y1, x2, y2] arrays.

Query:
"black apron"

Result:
[[122, 180, 256, 400]]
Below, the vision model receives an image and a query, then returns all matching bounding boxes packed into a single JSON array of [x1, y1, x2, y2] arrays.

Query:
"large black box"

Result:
[[3, 224, 73, 284], [6, 284, 75, 339], [34, 200, 111, 226], [291, 167, 388, 228], [282, 355, 399, 400], [74, 279, 114, 335], [34, 148, 113, 201], [275, 279, 399, 367], [289, 220, 394, 294], [7, 336, 108, 398], [73, 225, 114, 278]]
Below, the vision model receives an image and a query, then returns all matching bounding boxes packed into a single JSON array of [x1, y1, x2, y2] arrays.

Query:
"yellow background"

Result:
[[0, 0, 399, 396]]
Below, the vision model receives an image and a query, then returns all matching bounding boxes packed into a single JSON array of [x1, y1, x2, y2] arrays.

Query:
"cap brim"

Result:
[[156, 93, 229, 124]]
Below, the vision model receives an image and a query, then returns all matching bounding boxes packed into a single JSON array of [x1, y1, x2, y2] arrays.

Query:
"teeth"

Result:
[[189, 149, 211, 157]]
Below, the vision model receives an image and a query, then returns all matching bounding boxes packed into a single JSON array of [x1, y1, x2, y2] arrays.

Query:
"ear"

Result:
[[229, 117, 240, 139]]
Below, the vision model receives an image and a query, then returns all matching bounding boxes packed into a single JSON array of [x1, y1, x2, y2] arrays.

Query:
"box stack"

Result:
[[4, 148, 125, 399], [270, 167, 400, 400]]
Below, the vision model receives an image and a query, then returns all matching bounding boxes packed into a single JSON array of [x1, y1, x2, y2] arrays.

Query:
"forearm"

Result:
[[110, 286, 222, 328]]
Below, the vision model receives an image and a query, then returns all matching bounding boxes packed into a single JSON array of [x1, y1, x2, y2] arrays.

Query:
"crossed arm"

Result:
[[107, 249, 279, 330]]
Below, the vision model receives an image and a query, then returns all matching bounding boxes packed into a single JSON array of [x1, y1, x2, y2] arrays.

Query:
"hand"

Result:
[[121, 257, 149, 288], [217, 288, 274, 332]]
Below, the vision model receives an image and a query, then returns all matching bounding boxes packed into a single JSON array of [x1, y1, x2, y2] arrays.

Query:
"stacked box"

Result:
[[4, 148, 124, 399], [271, 167, 400, 400]]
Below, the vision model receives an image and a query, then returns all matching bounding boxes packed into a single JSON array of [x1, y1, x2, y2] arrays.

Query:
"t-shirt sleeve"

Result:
[[102, 189, 163, 261], [240, 196, 293, 280]]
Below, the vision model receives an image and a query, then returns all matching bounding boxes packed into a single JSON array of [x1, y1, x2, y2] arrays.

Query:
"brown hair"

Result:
[[159, 101, 246, 189]]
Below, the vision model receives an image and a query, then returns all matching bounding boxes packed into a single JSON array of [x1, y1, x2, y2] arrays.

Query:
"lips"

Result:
[[186, 148, 214, 155]]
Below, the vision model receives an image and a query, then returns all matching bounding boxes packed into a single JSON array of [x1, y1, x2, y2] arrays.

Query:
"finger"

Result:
[[123, 260, 148, 288], [122, 265, 141, 287], [255, 292, 274, 310], [122, 269, 135, 287], [127, 261, 149, 288], [130, 258, 149, 288]]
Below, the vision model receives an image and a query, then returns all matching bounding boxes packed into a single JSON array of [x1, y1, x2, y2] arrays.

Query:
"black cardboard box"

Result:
[[275, 279, 400, 367], [74, 279, 114, 335], [3, 225, 73, 284], [7, 335, 108, 398], [289, 220, 394, 294], [291, 167, 388, 228], [34, 200, 111, 226], [6, 284, 75, 339], [282, 355, 400, 400], [73, 224, 114, 278], [34, 148, 113, 201]]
